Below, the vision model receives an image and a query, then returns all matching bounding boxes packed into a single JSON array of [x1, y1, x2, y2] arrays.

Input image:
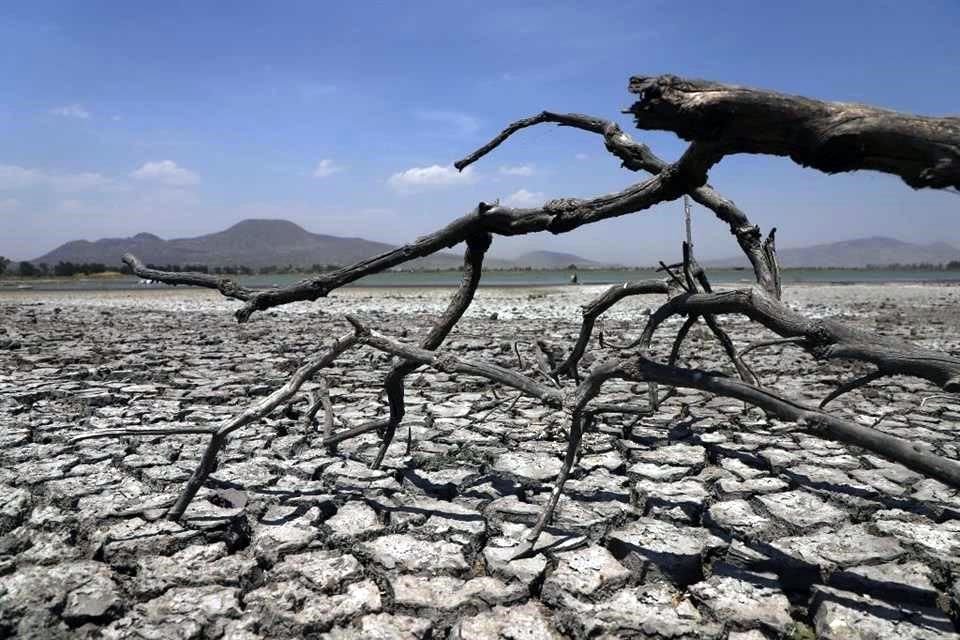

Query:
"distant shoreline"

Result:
[[4, 266, 960, 292]]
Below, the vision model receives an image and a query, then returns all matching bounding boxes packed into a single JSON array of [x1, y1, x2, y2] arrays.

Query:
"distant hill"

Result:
[[510, 250, 604, 269], [30, 219, 607, 271], [32, 219, 468, 270], [705, 236, 960, 269]]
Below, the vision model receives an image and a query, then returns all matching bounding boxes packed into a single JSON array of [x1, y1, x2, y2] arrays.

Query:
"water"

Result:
[[6, 267, 960, 291]]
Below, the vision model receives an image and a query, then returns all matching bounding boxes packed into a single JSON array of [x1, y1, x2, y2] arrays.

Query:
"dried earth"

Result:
[[1, 283, 959, 639]]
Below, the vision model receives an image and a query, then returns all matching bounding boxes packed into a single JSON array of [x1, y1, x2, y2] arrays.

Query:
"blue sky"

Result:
[[1, 1, 958, 263]]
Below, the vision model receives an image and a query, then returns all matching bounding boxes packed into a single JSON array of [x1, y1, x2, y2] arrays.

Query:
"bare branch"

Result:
[[167, 329, 358, 520], [347, 316, 564, 408], [641, 288, 960, 392], [369, 232, 491, 469], [819, 369, 885, 409], [70, 426, 219, 444], [122, 254, 255, 301], [618, 356, 960, 489], [554, 279, 670, 381], [457, 110, 780, 295]]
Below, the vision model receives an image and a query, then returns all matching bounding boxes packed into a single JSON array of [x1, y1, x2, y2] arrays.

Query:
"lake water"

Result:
[[7, 268, 960, 291]]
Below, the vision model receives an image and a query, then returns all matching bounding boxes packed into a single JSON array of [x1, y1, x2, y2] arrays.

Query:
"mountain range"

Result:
[[30, 219, 603, 271], [29, 220, 960, 271], [705, 236, 960, 269]]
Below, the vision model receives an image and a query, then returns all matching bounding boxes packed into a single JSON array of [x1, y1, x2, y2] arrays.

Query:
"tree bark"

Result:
[[628, 74, 960, 190]]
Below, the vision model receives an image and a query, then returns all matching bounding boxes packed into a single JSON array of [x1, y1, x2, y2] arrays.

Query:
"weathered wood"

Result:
[[554, 279, 670, 381], [641, 287, 960, 392], [619, 356, 960, 489], [456, 111, 780, 296], [629, 74, 960, 190], [367, 232, 491, 469]]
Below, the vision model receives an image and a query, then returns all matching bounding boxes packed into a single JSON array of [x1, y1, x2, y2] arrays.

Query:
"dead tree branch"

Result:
[[455, 110, 781, 296], [641, 288, 960, 392], [127, 142, 719, 323], [366, 232, 491, 469], [554, 279, 670, 381], [628, 74, 960, 190]]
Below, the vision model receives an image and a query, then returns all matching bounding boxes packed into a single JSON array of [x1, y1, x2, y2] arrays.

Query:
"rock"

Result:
[[362, 533, 468, 572], [626, 461, 691, 482], [767, 524, 904, 573], [706, 499, 775, 540], [608, 517, 727, 585], [688, 566, 793, 634], [541, 544, 631, 602], [0, 485, 30, 534], [272, 550, 362, 593], [390, 574, 525, 611], [450, 602, 563, 640], [0, 561, 119, 632], [95, 517, 201, 567], [244, 579, 382, 633], [103, 585, 242, 640], [874, 519, 960, 569], [635, 478, 708, 521], [135, 542, 257, 596], [714, 476, 790, 499], [633, 443, 706, 468], [252, 507, 320, 564], [756, 490, 848, 529], [812, 585, 957, 640], [559, 584, 721, 639], [326, 501, 383, 538], [491, 451, 562, 483], [829, 560, 939, 605], [483, 539, 549, 587], [326, 613, 433, 639]]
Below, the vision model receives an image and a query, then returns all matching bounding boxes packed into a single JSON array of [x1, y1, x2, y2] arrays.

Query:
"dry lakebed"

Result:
[[1, 283, 960, 639]]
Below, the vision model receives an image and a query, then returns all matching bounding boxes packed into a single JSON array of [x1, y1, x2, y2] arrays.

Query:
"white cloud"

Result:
[[388, 164, 475, 193], [0, 165, 38, 189], [414, 109, 480, 135], [130, 160, 199, 187], [312, 159, 342, 178], [499, 164, 536, 176], [0, 197, 18, 213], [503, 188, 546, 208], [0, 164, 115, 192], [50, 104, 90, 119]]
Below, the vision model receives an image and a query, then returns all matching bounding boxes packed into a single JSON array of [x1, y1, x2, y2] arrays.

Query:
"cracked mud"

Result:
[[1, 284, 959, 639]]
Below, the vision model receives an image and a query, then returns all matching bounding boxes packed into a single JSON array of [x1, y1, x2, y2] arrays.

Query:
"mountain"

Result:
[[31, 219, 610, 271], [511, 250, 604, 269], [32, 219, 466, 270], [705, 236, 960, 269]]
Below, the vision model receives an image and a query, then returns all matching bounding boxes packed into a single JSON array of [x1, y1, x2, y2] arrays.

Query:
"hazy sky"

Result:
[[1, 1, 958, 263]]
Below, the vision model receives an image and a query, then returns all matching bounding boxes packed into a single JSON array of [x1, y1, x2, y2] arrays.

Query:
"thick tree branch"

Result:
[[629, 74, 960, 190], [642, 288, 960, 392], [619, 356, 960, 490]]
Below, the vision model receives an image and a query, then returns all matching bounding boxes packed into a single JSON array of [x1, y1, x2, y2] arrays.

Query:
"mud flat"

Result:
[[1, 284, 959, 638]]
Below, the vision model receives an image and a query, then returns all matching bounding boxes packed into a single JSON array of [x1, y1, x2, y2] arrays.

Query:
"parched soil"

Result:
[[1, 283, 959, 639]]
